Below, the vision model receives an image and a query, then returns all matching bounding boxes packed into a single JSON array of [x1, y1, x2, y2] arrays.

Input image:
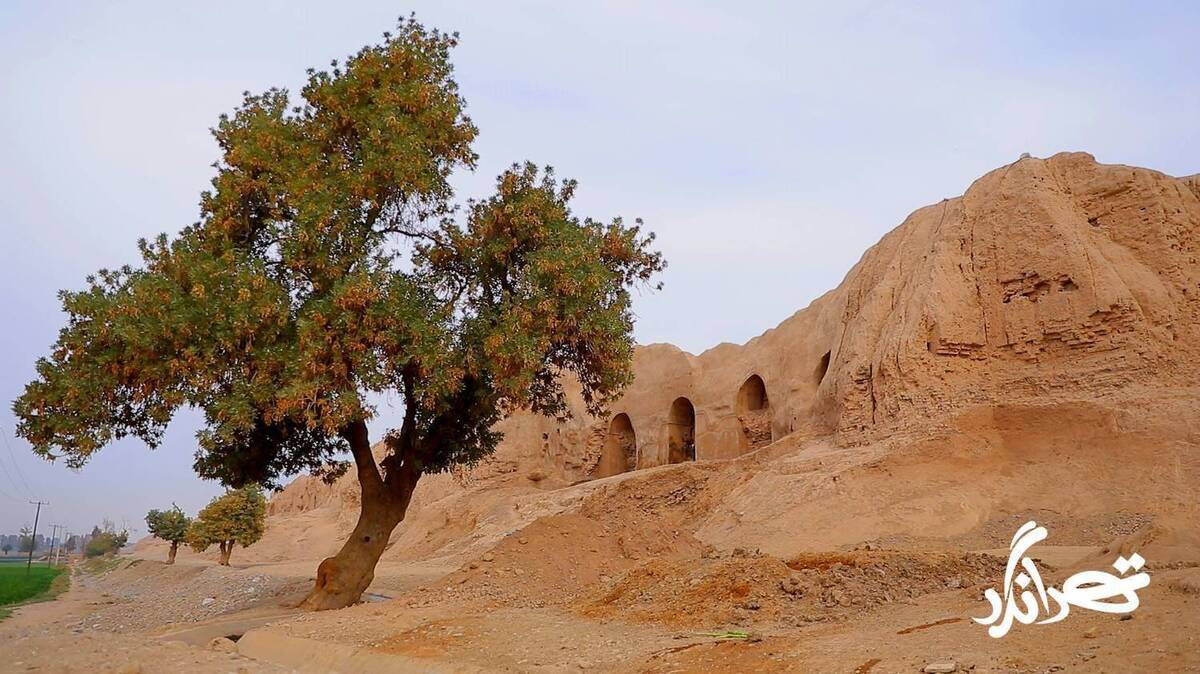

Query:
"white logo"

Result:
[[974, 520, 1150, 638]]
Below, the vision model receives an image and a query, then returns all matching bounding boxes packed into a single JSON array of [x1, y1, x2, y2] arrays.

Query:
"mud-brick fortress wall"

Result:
[[499, 153, 1200, 485]]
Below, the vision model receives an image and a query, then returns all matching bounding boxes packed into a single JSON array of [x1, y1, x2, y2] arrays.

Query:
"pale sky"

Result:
[[2, 1, 1197, 536]]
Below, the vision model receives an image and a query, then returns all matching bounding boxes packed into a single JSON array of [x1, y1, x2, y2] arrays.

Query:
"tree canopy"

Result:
[[187, 485, 267, 560], [12, 15, 663, 608], [84, 529, 128, 558], [13, 16, 661, 489], [18, 527, 34, 553], [146, 504, 192, 563], [146, 506, 191, 543]]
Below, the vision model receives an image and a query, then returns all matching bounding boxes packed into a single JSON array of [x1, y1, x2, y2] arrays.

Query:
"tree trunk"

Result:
[[167, 541, 178, 565], [218, 541, 232, 566], [297, 488, 410, 610], [299, 419, 423, 611]]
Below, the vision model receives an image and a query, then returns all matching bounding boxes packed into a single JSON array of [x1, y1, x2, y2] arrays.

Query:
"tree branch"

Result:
[[380, 361, 424, 496], [341, 419, 383, 495]]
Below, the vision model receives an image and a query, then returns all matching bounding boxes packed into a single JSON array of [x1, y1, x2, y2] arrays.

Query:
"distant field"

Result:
[[0, 564, 67, 607]]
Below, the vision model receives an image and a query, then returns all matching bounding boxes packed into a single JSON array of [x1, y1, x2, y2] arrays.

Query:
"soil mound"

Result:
[[576, 549, 1005, 629]]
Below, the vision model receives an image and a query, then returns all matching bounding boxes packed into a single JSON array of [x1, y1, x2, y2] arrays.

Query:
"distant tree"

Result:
[[1, 543, 10, 556], [187, 485, 266, 566], [83, 520, 128, 558], [18, 526, 35, 554], [12, 15, 663, 610], [84, 529, 128, 558], [64, 535, 78, 553], [145, 505, 192, 564]]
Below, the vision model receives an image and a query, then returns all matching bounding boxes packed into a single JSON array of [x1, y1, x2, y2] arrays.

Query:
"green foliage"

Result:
[[186, 484, 267, 552], [145, 505, 191, 544], [84, 530, 128, 558], [13, 15, 664, 492], [18, 527, 34, 554], [0, 565, 66, 607]]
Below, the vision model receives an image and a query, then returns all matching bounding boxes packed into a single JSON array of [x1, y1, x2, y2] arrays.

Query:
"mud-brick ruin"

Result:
[[503, 152, 1200, 484]]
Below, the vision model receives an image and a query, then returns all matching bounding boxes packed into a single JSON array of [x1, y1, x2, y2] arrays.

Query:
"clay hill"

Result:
[[113, 152, 1199, 673]]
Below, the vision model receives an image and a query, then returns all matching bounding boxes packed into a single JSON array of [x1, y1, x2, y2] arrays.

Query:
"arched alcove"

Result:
[[815, 351, 832, 385], [736, 374, 769, 412], [736, 374, 772, 450], [667, 397, 696, 463], [597, 413, 637, 477]]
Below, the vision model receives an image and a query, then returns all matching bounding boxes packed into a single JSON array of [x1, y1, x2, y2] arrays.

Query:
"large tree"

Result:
[[146, 504, 192, 564], [13, 17, 663, 609]]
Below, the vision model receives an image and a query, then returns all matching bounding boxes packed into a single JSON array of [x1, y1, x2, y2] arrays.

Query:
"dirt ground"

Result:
[[4, 545, 1196, 673], [4, 414, 1198, 673], [0, 562, 289, 673]]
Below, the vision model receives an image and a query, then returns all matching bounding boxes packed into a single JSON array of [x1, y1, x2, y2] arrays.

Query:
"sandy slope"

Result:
[[111, 392, 1200, 672]]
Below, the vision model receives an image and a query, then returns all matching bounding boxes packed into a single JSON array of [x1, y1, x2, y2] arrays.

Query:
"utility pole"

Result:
[[49, 524, 66, 565], [26, 500, 47, 573], [47, 524, 58, 565]]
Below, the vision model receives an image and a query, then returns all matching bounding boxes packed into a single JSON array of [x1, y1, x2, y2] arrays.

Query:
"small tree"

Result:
[[84, 529, 128, 558], [1, 543, 10, 556], [18, 526, 35, 554], [187, 485, 266, 566], [146, 505, 192, 564]]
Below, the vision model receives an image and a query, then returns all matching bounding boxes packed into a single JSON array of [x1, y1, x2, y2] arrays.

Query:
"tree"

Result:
[[64, 535, 78, 553], [84, 528, 128, 557], [18, 526, 35, 554], [2, 543, 11, 556], [186, 485, 266, 566], [12, 15, 663, 610], [146, 504, 192, 564]]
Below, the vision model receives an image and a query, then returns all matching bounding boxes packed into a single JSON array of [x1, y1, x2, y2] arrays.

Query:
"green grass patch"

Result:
[[0, 564, 68, 609]]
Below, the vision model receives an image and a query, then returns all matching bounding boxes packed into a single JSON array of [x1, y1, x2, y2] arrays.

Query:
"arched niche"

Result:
[[667, 397, 696, 463], [815, 351, 831, 385], [736, 374, 769, 412], [736, 374, 772, 450], [597, 413, 637, 477]]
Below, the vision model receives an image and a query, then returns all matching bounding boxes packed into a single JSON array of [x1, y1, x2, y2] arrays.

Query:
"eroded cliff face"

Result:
[[528, 152, 1200, 478], [824, 153, 1199, 442], [270, 152, 1200, 510]]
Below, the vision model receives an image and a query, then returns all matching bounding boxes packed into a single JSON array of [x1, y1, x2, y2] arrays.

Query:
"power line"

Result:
[[0, 471, 23, 503], [0, 424, 35, 499], [0, 438, 30, 501]]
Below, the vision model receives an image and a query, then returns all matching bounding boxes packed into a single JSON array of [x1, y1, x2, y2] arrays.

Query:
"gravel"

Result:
[[68, 558, 310, 632]]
